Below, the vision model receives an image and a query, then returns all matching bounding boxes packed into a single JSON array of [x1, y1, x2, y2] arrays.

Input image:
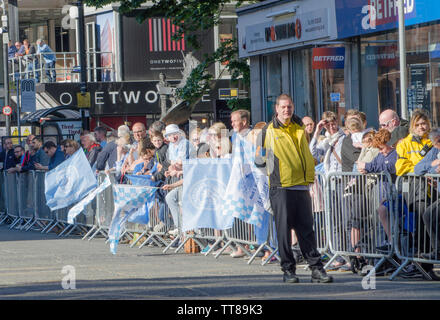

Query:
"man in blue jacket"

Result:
[[34, 141, 65, 171], [36, 39, 56, 82]]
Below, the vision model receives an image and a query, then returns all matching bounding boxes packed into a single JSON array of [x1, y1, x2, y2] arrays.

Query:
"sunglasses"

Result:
[[380, 120, 392, 128]]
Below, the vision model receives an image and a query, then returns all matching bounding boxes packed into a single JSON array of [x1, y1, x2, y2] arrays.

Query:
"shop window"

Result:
[[291, 49, 318, 121], [361, 23, 440, 128], [312, 45, 346, 125], [263, 54, 282, 121], [361, 32, 399, 127]]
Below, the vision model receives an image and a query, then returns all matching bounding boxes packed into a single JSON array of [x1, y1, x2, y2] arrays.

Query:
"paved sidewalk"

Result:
[[0, 224, 440, 300]]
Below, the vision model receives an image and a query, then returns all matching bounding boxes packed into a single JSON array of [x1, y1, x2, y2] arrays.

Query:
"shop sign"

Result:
[[336, 0, 440, 39], [312, 47, 345, 69], [218, 88, 238, 100], [245, 8, 329, 54], [365, 45, 397, 67]]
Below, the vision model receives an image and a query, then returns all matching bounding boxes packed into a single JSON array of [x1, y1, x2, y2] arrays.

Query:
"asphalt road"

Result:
[[0, 224, 440, 301]]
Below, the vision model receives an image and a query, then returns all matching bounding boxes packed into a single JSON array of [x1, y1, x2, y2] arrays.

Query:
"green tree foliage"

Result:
[[84, 0, 252, 110]]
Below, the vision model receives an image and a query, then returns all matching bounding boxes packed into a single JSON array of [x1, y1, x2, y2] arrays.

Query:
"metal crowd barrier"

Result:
[[135, 200, 175, 249], [83, 172, 114, 241], [391, 174, 440, 280], [4, 172, 20, 228], [324, 172, 401, 278], [2, 163, 439, 280], [223, 217, 273, 265], [0, 172, 6, 224]]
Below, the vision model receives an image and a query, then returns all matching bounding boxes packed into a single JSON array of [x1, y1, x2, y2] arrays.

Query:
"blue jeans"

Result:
[[45, 61, 56, 82], [165, 186, 182, 229], [27, 61, 40, 82]]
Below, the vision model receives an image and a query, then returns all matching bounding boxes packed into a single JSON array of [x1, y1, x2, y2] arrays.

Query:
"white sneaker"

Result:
[[153, 222, 166, 233], [168, 228, 179, 236]]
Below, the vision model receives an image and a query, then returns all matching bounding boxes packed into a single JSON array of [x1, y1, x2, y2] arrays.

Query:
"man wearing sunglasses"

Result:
[[378, 109, 409, 147]]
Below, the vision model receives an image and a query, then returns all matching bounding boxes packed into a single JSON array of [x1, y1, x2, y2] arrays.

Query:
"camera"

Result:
[[420, 144, 432, 157]]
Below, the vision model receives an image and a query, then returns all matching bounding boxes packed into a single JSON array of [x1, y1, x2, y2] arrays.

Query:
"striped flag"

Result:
[[148, 18, 185, 52]]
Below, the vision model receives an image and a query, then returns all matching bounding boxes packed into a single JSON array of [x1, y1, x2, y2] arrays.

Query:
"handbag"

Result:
[[184, 233, 200, 253]]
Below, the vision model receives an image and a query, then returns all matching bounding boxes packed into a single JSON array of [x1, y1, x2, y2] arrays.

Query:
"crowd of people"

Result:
[[304, 103, 440, 280], [8, 38, 57, 83], [1, 94, 440, 282]]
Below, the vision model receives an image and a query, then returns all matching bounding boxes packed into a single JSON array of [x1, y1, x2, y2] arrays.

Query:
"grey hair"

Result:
[[429, 127, 440, 141], [86, 133, 97, 143]]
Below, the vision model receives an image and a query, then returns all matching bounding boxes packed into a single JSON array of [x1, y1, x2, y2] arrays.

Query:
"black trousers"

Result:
[[269, 188, 323, 272]]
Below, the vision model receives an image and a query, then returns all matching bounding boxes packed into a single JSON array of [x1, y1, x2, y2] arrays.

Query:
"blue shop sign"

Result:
[[336, 0, 440, 39]]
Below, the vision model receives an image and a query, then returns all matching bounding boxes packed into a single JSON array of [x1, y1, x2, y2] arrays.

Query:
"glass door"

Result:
[[262, 54, 282, 121]]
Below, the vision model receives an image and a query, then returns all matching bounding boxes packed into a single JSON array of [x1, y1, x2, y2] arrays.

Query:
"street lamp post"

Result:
[[0, 0, 10, 137], [398, 0, 408, 120], [76, 0, 89, 131]]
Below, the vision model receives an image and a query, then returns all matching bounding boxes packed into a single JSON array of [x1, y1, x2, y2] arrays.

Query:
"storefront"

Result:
[[238, 0, 440, 128], [336, 0, 440, 127], [237, 0, 341, 124]]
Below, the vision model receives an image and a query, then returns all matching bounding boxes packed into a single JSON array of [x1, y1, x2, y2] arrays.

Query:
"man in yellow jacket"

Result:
[[256, 94, 333, 284]]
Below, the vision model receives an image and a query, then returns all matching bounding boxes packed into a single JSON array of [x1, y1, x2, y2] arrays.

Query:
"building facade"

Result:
[[237, 0, 440, 129], [0, 1, 246, 133]]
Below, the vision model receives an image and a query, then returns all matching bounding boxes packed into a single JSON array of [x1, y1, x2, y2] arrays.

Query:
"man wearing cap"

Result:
[[164, 124, 195, 165]]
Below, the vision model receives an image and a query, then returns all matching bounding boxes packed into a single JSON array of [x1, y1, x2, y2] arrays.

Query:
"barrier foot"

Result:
[[88, 227, 103, 241], [389, 259, 410, 280], [213, 240, 232, 259], [0, 214, 8, 225], [9, 217, 22, 229], [138, 234, 155, 249], [82, 226, 96, 240], [323, 254, 339, 270], [58, 225, 73, 237], [247, 243, 266, 265], [41, 221, 56, 233], [413, 261, 433, 281], [45, 222, 60, 234], [163, 236, 180, 253], [175, 234, 189, 253], [25, 219, 44, 232], [261, 248, 280, 266], [18, 218, 31, 230], [130, 231, 148, 248], [204, 238, 223, 256], [64, 225, 83, 237]]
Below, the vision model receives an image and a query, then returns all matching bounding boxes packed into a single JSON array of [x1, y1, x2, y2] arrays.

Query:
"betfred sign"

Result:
[[312, 47, 345, 69]]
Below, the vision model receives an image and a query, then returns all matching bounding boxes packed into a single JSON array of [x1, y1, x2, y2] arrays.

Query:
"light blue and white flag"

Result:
[[125, 174, 159, 224], [222, 136, 270, 229], [182, 158, 234, 232], [125, 173, 159, 187], [67, 175, 112, 224], [45, 149, 97, 211], [108, 184, 157, 254]]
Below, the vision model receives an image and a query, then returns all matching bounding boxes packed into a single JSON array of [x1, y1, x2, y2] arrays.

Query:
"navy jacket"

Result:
[[0, 149, 17, 170], [48, 147, 65, 170], [95, 141, 117, 171], [365, 149, 398, 175]]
